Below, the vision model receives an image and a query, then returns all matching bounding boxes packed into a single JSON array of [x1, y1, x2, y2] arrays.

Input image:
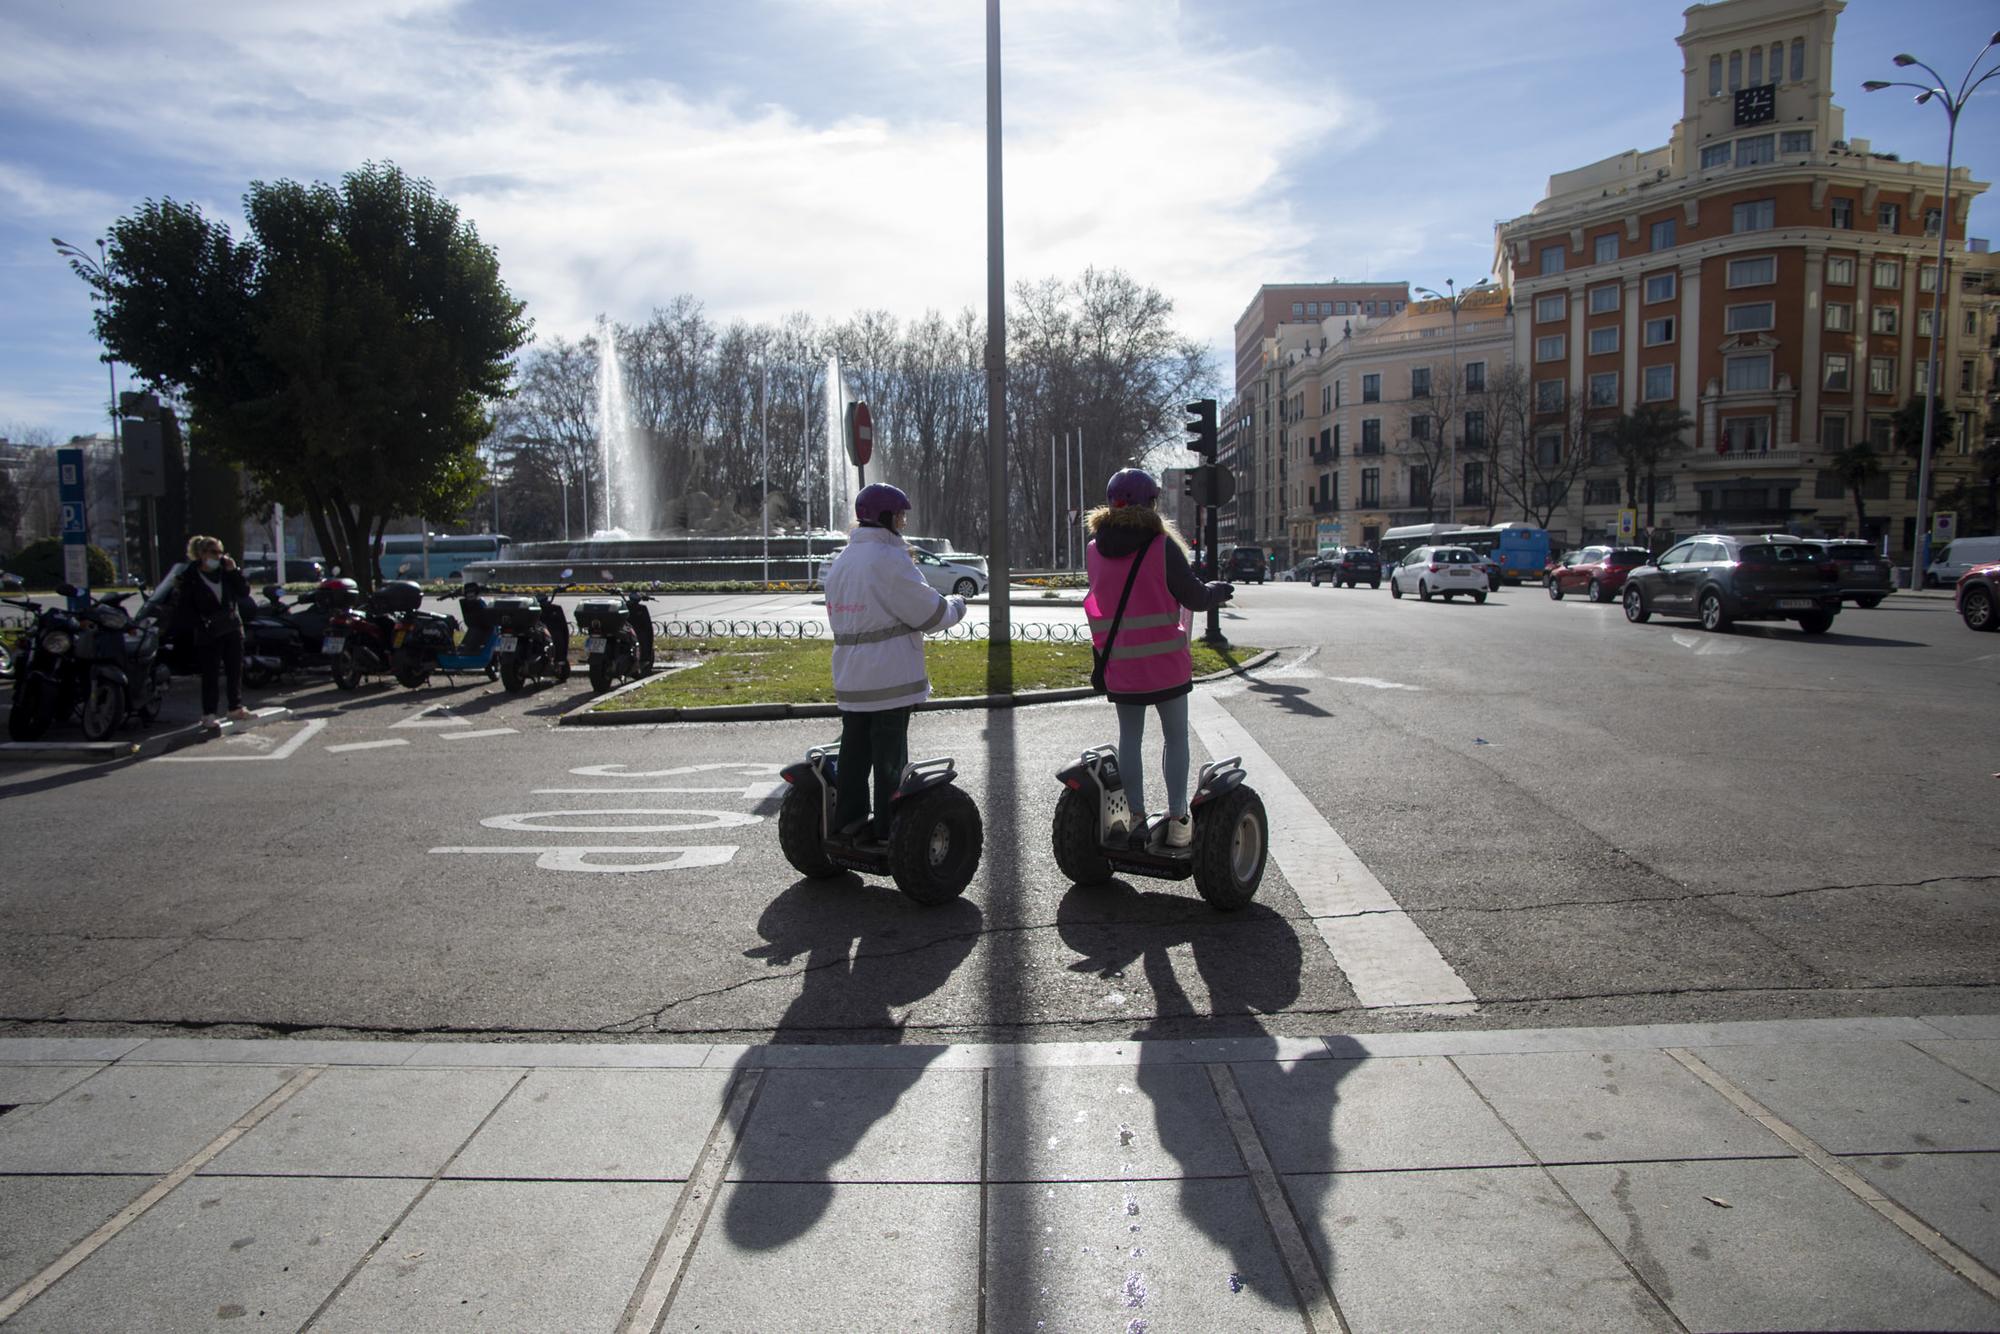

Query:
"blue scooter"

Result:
[[428, 582, 502, 685]]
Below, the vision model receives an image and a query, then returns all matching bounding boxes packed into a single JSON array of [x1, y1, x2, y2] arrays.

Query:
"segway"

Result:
[[778, 743, 983, 905], [1051, 746, 1267, 910]]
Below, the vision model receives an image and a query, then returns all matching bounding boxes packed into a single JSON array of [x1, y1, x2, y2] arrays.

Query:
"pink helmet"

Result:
[[1106, 468, 1160, 507], [854, 483, 911, 526]]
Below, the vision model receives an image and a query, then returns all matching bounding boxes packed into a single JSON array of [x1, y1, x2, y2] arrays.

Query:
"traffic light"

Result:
[[1184, 398, 1217, 458]]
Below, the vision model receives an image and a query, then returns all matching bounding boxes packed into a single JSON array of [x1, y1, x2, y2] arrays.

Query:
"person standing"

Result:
[[822, 484, 967, 843], [175, 535, 252, 733], [1084, 469, 1233, 847]]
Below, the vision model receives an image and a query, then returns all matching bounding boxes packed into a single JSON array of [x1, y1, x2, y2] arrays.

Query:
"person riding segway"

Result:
[[777, 484, 983, 904]]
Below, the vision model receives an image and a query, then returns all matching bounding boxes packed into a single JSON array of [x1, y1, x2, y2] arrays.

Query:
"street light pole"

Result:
[[53, 236, 128, 572], [1863, 33, 2000, 591], [985, 0, 1011, 671]]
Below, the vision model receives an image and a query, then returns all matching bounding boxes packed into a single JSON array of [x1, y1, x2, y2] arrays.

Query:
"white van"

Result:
[[1928, 536, 2000, 587]]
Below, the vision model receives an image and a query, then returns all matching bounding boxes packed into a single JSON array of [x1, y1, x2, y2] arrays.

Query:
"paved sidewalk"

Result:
[[0, 1015, 1995, 1332]]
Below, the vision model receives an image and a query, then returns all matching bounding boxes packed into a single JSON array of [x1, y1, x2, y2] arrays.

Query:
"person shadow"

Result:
[[720, 875, 982, 1250], [1057, 879, 1350, 1319]]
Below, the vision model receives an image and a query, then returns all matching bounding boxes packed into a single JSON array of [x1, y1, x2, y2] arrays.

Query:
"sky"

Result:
[[2, 0, 1996, 442]]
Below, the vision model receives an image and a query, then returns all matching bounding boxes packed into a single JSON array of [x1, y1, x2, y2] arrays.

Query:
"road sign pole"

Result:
[[57, 446, 89, 604]]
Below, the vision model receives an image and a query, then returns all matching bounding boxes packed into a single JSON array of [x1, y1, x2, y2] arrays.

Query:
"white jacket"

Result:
[[824, 525, 968, 711]]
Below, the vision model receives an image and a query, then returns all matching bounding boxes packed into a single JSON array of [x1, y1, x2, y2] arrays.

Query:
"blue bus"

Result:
[[375, 533, 509, 582], [1382, 522, 1550, 584]]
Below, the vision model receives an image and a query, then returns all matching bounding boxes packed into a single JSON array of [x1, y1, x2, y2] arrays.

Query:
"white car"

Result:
[[1389, 545, 1489, 603], [1927, 536, 2000, 589], [812, 547, 988, 597]]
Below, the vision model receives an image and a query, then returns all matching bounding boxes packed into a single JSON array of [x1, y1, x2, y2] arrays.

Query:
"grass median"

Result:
[[599, 637, 1263, 711]]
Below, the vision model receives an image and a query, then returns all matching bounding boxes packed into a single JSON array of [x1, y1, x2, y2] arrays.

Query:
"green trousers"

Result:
[[833, 707, 911, 839]]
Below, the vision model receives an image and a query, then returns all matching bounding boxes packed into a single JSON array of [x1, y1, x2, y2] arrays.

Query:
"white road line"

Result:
[[159, 718, 329, 764], [391, 702, 470, 728], [325, 739, 412, 754], [1187, 691, 1476, 1012], [532, 783, 786, 800], [439, 727, 518, 741], [429, 845, 739, 873]]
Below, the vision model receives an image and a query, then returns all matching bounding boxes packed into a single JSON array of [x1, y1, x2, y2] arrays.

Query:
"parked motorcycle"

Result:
[[323, 577, 401, 691], [575, 575, 657, 694], [4, 577, 87, 740], [61, 583, 173, 741], [494, 569, 575, 693], [243, 583, 339, 686]]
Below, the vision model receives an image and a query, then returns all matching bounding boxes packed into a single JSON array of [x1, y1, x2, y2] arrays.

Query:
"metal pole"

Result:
[[561, 472, 570, 541], [1064, 426, 1073, 567], [760, 355, 770, 587], [985, 0, 1011, 665], [1049, 435, 1057, 567], [1911, 112, 1953, 592], [275, 503, 286, 585], [1448, 286, 1460, 523]]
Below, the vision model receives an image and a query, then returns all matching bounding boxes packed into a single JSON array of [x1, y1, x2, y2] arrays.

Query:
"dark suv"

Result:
[[1310, 547, 1380, 588], [1800, 538, 1892, 608], [1621, 533, 1843, 634], [1226, 546, 1267, 584]]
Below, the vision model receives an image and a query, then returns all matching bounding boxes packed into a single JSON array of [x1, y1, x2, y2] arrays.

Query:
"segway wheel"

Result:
[[888, 785, 982, 905], [777, 775, 841, 879], [1192, 785, 1267, 911], [1051, 786, 1114, 886]]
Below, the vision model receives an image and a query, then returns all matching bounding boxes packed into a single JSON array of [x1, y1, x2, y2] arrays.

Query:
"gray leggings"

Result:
[[1116, 693, 1191, 818]]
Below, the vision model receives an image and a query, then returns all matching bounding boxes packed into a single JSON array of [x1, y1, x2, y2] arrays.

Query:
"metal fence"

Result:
[[655, 618, 1091, 643]]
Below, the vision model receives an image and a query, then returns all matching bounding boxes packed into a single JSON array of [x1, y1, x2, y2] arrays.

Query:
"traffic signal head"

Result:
[[1184, 398, 1218, 458]]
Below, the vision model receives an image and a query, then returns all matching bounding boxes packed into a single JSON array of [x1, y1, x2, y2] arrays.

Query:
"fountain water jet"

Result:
[[596, 317, 651, 536]]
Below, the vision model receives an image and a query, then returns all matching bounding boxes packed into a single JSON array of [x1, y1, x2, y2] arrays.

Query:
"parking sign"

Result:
[[1934, 511, 1956, 543], [1617, 508, 1637, 542]]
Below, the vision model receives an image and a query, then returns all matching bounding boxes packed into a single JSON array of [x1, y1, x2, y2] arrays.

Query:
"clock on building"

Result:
[[1733, 82, 1776, 126]]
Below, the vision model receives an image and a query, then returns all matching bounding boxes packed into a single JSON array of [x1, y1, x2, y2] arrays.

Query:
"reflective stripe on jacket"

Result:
[[824, 525, 968, 712], [1085, 535, 1193, 702]]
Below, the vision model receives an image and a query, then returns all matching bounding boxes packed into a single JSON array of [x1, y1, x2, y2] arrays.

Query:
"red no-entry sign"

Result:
[[845, 401, 874, 467]]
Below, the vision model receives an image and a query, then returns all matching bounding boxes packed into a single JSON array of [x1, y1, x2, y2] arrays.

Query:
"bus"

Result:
[[375, 533, 509, 582], [1381, 522, 1551, 584]]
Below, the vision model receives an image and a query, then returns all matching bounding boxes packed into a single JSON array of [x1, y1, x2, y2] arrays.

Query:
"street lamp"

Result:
[[1412, 277, 1493, 522], [53, 237, 128, 575], [1863, 31, 2000, 590]]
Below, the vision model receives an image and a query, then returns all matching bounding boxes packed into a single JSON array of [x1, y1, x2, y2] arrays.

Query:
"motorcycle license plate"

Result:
[[323, 636, 346, 654], [585, 636, 607, 653], [495, 636, 518, 653], [1777, 598, 1813, 610]]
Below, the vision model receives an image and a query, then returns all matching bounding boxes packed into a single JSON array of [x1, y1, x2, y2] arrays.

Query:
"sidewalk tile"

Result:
[[446, 1068, 731, 1180], [1915, 1039, 2000, 1093], [985, 1064, 1243, 1182], [1845, 1151, 2000, 1274], [986, 1177, 1306, 1331], [727, 1066, 982, 1183], [0, 1176, 145, 1293], [1285, 1166, 1675, 1333], [201, 1068, 519, 1178], [405, 1040, 714, 1068], [1232, 1057, 1530, 1174], [0, 1040, 142, 1065], [123, 1038, 419, 1067], [5, 1177, 420, 1334], [1920, 1015, 2000, 1040], [666, 1182, 980, 1331], [1693, 1040, 2000, 1153], [313, 1180, 673, 1334], [0, 1065, 100, 1107], [1322, 1016, 1944, 1061], [1452, 1050, 1791, 1163], [1555, 1158, 2000, 1332], [0, 1065, 293, 1174]]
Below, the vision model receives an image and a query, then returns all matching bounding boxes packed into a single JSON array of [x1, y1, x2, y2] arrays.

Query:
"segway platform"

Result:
[[778, 744, 983, 905], [1053, 745, 1268, 910]]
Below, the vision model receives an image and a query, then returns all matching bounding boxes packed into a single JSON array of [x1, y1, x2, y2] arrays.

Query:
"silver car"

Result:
[[913, 549, 988, 596], [1389, 545, 1489, 603]]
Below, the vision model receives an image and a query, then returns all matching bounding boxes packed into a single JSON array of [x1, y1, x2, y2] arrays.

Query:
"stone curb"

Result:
[[558, 648, 1281, 726], [0, 706, 290, 765]]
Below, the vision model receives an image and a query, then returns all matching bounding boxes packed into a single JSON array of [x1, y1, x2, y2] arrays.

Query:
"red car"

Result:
[[1958, 562, 2000, 632], [1547, 545, 1651, 602]]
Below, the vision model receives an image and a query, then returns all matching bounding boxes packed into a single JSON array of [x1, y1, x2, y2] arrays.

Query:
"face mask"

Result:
[[202, 558, 221, 572]]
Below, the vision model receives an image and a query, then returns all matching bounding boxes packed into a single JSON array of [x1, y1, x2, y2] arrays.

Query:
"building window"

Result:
[[1826, 255, 1854, 284], [1732, 198, 1776, 231], [1918, 263, 1938, 293], [1709, 54, 1723, 96], [1749, 48, 1763, 85], [1535, 433, 1562, 468], [1868, 357, 1895, 394], [1464, 361, 1486, 392], [1535, 293, 1567, 322], [1917, 308, 1939, 338], [1585, 478, 1622, 504], [1701, 142, 1733, 170], [1651, 218, 1676, 250], [1780, 129, 1814, 155], [1334, 301, 1349, 315], [1361, 418, 1381, 450], [1643, 316, 1676, 346], [1362, 373, 1380, 402], [1736, 135, 1775, 168], [1643, 364, 1674, 401], [1463, 461, 1484, 504], [1291, 302, 1304, 317], [1595, 233, 1619, 264], [1824, 353, 1851, 390], [1332, 423, 1341, 449], [1321, 384, 1332, 414], [1830, 199, 1853, 229], [1729, 50, 1742, 90], [1543, 246, 1566, 274], [1877, 202, 1900, 232], [1872, 259, 1899, 288], [1410, 367, 1431, 398], [1825, 301, 1851, 331], [1724, 353, 1772, 392], [1915, 361, 1932, 395], [1464, 410, 1486, 447], [1727, 255, 1776, 287], [1589, 372, 1619, 407], [1536, 334, 1566, 362], [1962, 359, 1975, 393], [1644, 272, 1677, 302], [1722, 416, 1771, 452], [1725, 302, 1776, 333], [1790, 38, 1804, 82], [1589, 285, 1620, 314], [1814, 469, 1845, 499], [1867, 415, 1894, 450], [1589, 325, 1619, 355], [1966, 309, 1981, 336], [1334, 380, 1343, 407], [1590, 430, 1618, 465], [1924, 208, 1943, 236], [1870, 305, 1898, 335], [1361, 468, 1380, 506], [1535, 379, 1565, 413], [1411, 415, 1431, 442], [1820, 415, 1848, 451]]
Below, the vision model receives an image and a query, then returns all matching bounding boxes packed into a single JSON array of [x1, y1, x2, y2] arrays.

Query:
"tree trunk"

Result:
[[1853, 491, 1868, 538], [1643, 467, 1658, 529]]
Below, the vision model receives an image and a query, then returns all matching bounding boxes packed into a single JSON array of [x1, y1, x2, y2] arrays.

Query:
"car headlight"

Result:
[[41, 630, 73, 655]]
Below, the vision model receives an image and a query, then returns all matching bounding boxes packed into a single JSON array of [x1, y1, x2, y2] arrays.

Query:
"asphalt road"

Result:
[[1, 583, 1993, 1044]]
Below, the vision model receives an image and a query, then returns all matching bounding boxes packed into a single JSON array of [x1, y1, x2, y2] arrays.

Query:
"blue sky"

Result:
[[2, 0, 1995, 441]]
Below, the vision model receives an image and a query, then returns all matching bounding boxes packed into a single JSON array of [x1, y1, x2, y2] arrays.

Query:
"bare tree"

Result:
[[1488, 366, 1595, 528]]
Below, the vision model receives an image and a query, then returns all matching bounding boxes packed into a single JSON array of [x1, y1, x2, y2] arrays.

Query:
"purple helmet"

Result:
[[855, 483, 912, 526], [1106, 468, 1160, 507]]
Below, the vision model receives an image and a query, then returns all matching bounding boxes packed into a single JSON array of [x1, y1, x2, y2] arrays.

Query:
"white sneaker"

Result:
[[1163, 813, 1193, 848], [197, 715, 221, 732]]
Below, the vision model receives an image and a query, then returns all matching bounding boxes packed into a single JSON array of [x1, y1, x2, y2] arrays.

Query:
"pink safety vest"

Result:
[[1085, 535, 1193, 698]]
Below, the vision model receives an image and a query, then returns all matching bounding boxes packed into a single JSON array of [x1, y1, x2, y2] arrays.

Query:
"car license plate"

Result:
[[323, 636, 345, 654], [585, 636, 607, 653], [1777, 598, 1813, 610], [495, 636, 517, 653]]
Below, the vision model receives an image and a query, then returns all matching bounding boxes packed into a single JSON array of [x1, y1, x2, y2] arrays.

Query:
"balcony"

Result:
[[1359, 442, 1384, 456], [1692, 448, 1805, 469], [1312, 496, 1341, 515], [1310, 440, 1340, 465]]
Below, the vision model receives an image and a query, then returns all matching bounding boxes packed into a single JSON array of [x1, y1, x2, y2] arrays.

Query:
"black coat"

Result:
[[172, 562, 251, 643]]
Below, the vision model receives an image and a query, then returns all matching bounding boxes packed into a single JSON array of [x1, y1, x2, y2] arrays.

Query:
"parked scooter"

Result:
[[1051, 746, 1268, 910], [778, 742, 983, 904], [493, 569, 575, 692], [575, 574, 656, 694], [243, 583, 339, 686], [323, 577, 407, 691], [421, 582, 503, 685], [3, 575, 87, 741], [64, 583, 172, 740]]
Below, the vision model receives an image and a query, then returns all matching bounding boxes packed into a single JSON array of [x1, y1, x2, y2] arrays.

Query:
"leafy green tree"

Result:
[[1892, 396, 1957, 458], [84, 163, 530, 590], [1829, 440, 1885, 536], [5, 538, 116, 588], [0, 464, 20, 556], [1613, 404, 1694, 529]]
